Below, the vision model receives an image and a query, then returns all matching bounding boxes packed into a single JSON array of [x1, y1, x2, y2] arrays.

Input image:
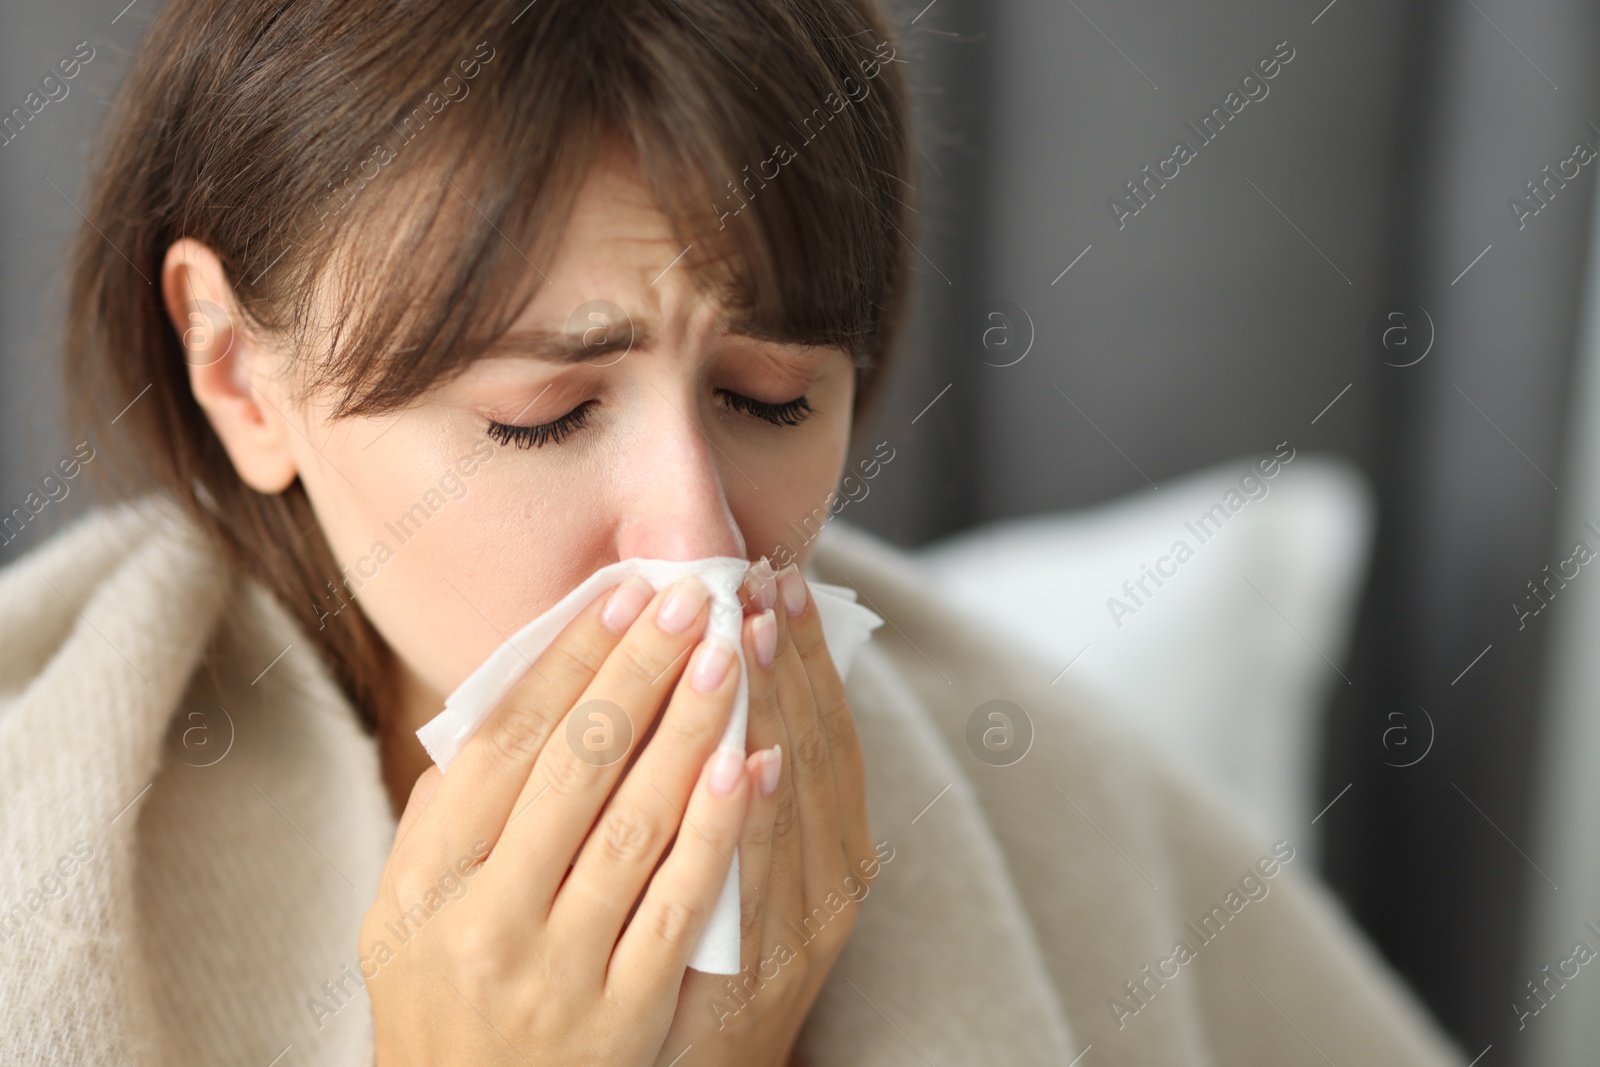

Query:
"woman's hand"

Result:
[[361, 574, 756, 1067], [654, 561, 879, 1067]]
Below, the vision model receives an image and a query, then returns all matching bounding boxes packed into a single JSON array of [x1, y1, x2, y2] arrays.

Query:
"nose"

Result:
[[612, 388, 747, 563]]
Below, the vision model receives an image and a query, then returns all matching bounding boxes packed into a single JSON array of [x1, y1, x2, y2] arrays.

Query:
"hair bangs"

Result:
[[269, 0, 908, 421]]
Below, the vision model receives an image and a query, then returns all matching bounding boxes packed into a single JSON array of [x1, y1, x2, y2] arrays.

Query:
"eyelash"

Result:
[[719, 390, 814, 427], [485, 391, 814, 450], [486, 399, 596, 450]]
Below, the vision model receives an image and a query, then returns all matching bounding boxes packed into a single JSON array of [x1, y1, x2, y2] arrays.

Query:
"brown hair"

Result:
[[64, 0, 915, 730]]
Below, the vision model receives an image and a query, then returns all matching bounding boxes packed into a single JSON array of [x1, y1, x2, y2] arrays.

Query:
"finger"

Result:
[[484, 575, 713, 910], [551, 632, 742, 969], [776, 566, 873, 869], [736, 746, 782, 976], [404, 575, 655, 874], [741, 602, 806, 962], [743, 608, 782, 756], [605, 743, 750, 1004], [735, 607, 784, 976], [749, 609, 806, 955], [769, 571, 845, 903], [738, 556, 779, 615]]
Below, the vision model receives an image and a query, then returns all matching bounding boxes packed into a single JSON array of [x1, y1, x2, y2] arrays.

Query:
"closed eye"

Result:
[[485, 399, 596, 449], [718, 389, 813, 427], [484, 389, 814, 450]]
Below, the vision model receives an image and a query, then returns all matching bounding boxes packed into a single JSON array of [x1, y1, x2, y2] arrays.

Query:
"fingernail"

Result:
[[751, 609, 776, 669], [657, 576, 709, 634], [778, 567, 807, 618], [759, 745, 782, 798], [747, 557, 778, 613], [709, 746, 744, 797], [689, 636, 736, 693], [601, 576, 653, 633]]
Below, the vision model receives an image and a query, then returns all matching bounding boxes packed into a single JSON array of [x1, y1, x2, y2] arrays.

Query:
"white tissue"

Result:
[[416, 556, 884, 974]]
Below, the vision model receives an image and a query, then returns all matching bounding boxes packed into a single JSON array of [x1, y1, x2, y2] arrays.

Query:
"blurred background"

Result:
[[3, 0, 1598, 1063]]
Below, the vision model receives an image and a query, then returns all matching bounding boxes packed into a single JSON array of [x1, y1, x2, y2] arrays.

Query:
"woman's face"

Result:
[[235, 150, 856, 712]]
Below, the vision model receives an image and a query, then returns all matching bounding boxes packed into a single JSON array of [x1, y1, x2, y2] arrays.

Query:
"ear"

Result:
[[160, 238, 299, 493]]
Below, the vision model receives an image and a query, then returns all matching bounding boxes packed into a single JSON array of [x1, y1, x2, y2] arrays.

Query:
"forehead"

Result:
[[550, 143, 681, 271], [516, 148, 722, 339]]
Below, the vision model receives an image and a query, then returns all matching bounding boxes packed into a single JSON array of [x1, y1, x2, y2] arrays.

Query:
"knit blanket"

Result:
[[0, 494, 1464, 1065]]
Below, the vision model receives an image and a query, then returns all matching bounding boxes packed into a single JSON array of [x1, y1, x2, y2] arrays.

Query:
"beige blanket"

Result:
[[0, 494, 1464, 1065]]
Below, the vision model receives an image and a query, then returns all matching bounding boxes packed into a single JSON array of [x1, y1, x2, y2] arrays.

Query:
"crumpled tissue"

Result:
[[416, 556, 885, 974]]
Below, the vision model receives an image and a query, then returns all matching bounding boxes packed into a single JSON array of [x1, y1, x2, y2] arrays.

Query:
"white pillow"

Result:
[[914, 452, 1374, 853]]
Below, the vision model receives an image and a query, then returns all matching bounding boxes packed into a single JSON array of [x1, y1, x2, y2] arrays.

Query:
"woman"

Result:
[[0, 0, 1464, 1064]]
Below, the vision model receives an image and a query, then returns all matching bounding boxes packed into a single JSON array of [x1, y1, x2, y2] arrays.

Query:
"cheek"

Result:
[[731, 373, 853, 563], [301, 416, 611, 700]]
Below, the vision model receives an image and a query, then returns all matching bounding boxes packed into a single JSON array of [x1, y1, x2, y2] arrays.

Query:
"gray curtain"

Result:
[[0, 0, 119, 554], [848, 0, 1600, 1059], [1316, 0, 1600, 1059]]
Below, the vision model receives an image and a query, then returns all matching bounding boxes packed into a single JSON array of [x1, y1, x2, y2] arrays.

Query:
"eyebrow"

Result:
[[478, 315, 814, 364]]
